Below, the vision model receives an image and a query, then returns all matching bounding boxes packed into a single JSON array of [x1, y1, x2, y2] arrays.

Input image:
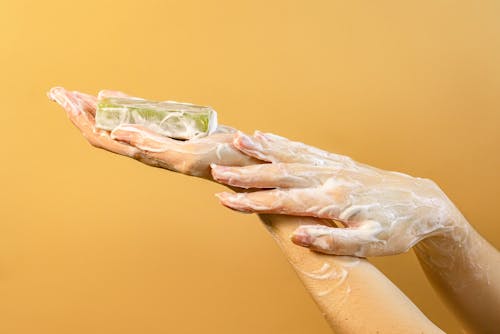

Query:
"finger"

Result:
[[233, 131, 353, 166], [50, 88, 202, 172], [49, 88, 252, 176], [213, 125, 237, 134], [111, 124, 186, 153], [211, 163, 335, 189], [291, 224, 387, 257], [48, 87, 139, 157], [49, 87, 96, 129], [260, 131, 354, 165], [98, 89, 131, 99], [73, 91, 98, 116], [215, 187, 346, 218], [110, 124, 192, 173], [111, 123, 258, 177]]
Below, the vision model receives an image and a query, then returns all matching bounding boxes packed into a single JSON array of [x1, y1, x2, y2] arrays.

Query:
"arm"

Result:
[[48, 87, 443, 333], [260, 214, 443, 333], [210, 130, 500, 333], [414, 213, 500, 333]]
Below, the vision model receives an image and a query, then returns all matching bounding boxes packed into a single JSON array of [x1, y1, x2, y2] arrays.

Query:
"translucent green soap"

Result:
[[95, 96, 218, 140]]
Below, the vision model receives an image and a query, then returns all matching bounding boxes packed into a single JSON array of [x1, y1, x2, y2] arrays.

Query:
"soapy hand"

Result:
[[48, 87, 259, 179], [49, 88, 462, 257], [212, 131, 463, 257]]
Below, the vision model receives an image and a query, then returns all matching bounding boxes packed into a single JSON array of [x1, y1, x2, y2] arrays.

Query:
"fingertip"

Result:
[[215, 192, 253, 213], [110, 125, 148, 145], [253, 130, 266, 141], [110, 127, 133, 143], [97, 90, 107, 100], [210, 164, 229, 180], [291, 229, 313, 247], [233, 131, 251, 148], [210, 164, 224, 181], [214, 191, 232, 201], [210, 162, 228, 171], [293, 225, 337, 252], [213, 125, 236, 134], [47, 86, 64, 103], [48, 87, 83, 115], [261, 131, 287, 143], [72, 91, 97, 115], [98, 89, 130, 99], [48, 86, 65, 101], [254, 130, 278, 142]]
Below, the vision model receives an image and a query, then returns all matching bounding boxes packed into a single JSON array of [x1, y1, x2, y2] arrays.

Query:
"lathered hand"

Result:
[[48, 87, 259, 179], [48, 88, 455, 332], [212, 131, 464, 257]]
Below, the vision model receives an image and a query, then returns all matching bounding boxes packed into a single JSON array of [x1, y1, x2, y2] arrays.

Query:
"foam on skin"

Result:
[[48, 87, 450, 333], [212, 131, 466, 258]]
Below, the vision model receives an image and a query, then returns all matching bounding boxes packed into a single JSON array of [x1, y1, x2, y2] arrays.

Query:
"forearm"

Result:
[[414, 213, 500, 333], [258, 214, 443, 334], [47, 89, 461, 332]]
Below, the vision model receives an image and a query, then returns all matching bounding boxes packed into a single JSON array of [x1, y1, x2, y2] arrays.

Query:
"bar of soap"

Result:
[[95, 96, 218, 140]]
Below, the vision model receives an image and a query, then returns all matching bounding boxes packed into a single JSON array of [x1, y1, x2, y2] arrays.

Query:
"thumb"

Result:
[[292, 223, 390, 257]]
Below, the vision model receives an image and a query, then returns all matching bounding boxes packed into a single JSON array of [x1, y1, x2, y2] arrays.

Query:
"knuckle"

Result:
[[178, 157, 206, 177], [85, 136, 101, 149], [418, 177, 439, 188]]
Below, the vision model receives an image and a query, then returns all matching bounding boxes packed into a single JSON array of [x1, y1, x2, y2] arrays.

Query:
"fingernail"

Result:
[[254, 130, 267, 141], [210, 164, 230, 176], [252, 130, 272, 146], [263, 132, 281, 142], [112, 124, 143, 138], [215, 192, 252, 213], [48, 87, 67, 106], [235, 131, 260, 150], [215, 192, 240, 203], [292, 225, 331, 246], [110, 128, 129, 141], [291, 229, 313, 247], [48, 87, 82, 115], [210, 163, 228, 171], [97, 90, 108, 100], [215, 192, 231, 201], [48, 87, 62, 101], [214, 191, 232, 204]]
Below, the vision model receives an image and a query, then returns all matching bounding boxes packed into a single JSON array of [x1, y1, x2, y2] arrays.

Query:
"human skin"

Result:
[[210, 131, 500, 333], [414, 223, 500, 333], [48, 87, 443, 333]]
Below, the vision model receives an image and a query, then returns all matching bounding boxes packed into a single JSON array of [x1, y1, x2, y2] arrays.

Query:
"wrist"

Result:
[[415, 203, 471, 257]]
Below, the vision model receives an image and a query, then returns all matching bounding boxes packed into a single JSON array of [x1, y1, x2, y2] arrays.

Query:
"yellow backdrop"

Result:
[[1, 1, 498, 333]]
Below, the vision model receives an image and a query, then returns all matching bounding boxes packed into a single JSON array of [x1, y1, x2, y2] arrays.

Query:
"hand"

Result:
[[212, 131, 463, 257], [48, 87, 259, 179]]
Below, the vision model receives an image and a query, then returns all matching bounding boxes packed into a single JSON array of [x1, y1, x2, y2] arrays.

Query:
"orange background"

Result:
[[1, 1, 499, 333]]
